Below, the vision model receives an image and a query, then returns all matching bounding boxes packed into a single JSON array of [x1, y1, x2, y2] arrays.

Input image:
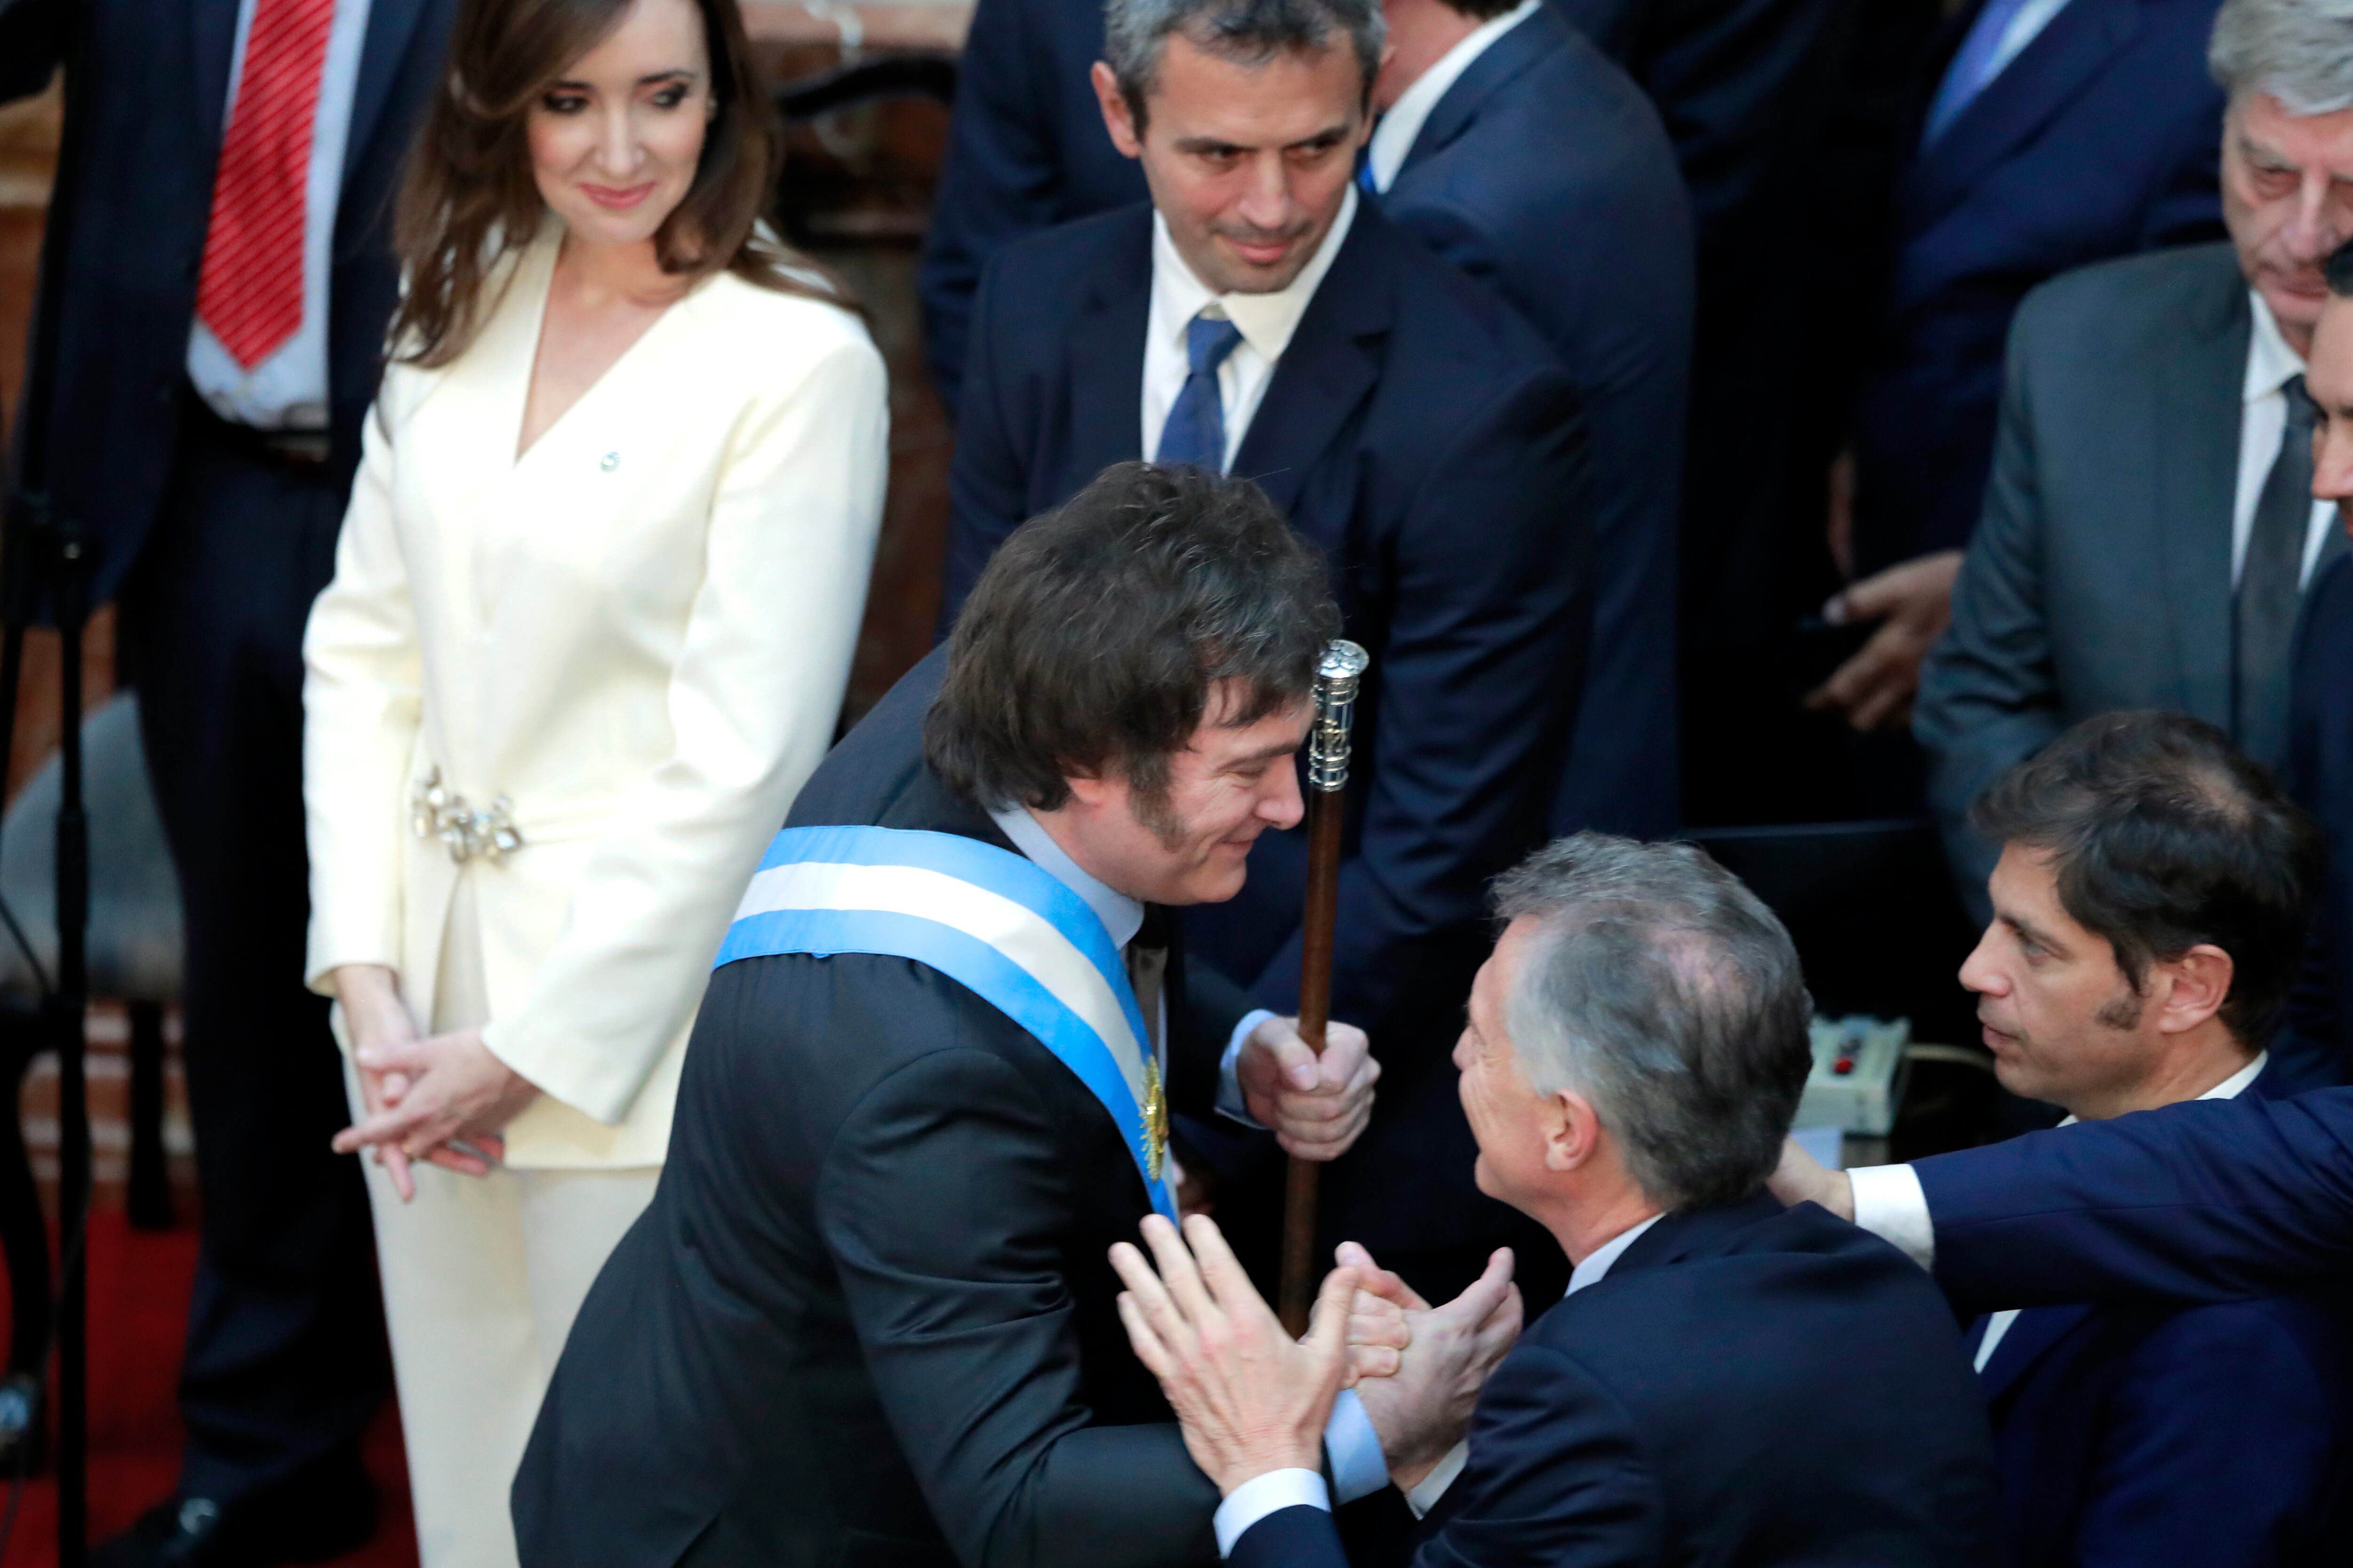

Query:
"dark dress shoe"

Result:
[[91, 1457, 375, 1568]]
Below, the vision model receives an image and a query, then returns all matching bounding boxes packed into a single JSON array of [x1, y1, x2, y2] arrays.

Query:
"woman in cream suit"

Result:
[[300, 0, 886, 1555]]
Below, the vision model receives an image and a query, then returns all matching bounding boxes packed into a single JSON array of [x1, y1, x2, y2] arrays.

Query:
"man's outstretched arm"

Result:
[[1773, 1090, 2353, 1315]]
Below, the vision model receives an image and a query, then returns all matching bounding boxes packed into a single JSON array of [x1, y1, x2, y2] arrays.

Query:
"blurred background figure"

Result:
[[0, 0, 458, 1557], [1812, 0, 2231, 739], [303, 0, 887, 1556], [1916, 0, 2353, 949]]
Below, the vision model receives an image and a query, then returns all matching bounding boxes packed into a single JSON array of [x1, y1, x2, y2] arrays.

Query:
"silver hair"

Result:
[[1101, 0, 1385, 127], [2209, 0, 2353, 114], [1490, 835, 1814, 1211]]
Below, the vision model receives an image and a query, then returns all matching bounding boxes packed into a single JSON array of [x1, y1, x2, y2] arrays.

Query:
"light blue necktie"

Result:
[[1921, 0, 2035, 144], [1154, 315, 1246, 472]]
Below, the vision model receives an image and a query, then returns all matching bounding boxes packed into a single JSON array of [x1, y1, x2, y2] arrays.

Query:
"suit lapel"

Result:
[[1396, 7, 1564, 184], [345, 0, 433, 184], [193, 0, 243, 149], [1902, 0, 2140, 233], [1230, 210, 1393, 517], [1977, 1304, 2099, 1402], [1065, 216, 1152, 489], [2153, 253, 2250, 725]]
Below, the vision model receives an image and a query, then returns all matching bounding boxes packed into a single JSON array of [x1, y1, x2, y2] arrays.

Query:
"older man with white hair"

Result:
[[1110, 835, 2003, 1568]]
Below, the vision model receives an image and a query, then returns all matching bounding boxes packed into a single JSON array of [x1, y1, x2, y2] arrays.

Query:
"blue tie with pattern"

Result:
[[1155, 314, 1246, 472]]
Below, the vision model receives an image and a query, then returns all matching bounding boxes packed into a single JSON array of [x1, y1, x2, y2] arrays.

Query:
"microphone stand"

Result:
[[4, 0, 103, 1558]]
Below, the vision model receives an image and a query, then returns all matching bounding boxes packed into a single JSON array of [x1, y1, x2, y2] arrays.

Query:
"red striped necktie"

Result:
[[195, 0, 337, 370]]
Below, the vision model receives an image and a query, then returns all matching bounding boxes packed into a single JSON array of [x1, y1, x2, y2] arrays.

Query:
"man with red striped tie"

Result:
[[1, 0, 455, 1558]]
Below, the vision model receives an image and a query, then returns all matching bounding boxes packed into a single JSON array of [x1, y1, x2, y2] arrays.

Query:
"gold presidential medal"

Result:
[[1142, 1056, 1168, 1181]]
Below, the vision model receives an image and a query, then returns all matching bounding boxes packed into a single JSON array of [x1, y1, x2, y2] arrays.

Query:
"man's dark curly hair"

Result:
[[1970, 711, 2321, 1047], [925, 462, 1341, 813]]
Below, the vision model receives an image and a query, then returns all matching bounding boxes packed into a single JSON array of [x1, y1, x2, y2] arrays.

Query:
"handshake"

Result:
[[1110, 1213, 1522, 1506]]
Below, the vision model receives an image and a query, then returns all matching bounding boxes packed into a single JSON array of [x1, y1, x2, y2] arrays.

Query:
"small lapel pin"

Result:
[[600, 451, 620, 472]]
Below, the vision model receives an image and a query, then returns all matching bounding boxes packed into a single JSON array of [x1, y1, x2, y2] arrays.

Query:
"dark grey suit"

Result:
[[1915, 242, 2341, 909]]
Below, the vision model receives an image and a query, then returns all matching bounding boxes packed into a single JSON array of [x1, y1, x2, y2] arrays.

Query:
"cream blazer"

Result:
[[301, 227, 888, 1168]]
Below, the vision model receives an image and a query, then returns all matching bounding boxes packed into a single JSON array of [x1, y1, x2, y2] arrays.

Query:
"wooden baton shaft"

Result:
[[1277, 784, 1348, 1336]]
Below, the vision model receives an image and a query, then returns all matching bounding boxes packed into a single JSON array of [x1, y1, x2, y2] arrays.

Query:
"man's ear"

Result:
[[1542, 1089, 1603, 1174], [1092, 60, 1145, 159], [2155, 943, 2235, 1036], [1064, 768, 1114, 811]]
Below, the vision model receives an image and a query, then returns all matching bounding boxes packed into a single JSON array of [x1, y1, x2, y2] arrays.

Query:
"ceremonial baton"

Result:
[[1278, 639, 1370, 1337]]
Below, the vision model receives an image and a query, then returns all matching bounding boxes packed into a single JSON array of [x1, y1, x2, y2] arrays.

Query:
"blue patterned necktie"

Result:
[[1155, 314, 1246, 472]]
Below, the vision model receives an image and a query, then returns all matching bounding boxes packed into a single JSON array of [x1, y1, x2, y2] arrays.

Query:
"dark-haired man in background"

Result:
[[939, 0, 1592, 1304], [515, 464, 1398, 1568], [1926, 712, 2353, 1564], [1112, 833, 2001, 1568]]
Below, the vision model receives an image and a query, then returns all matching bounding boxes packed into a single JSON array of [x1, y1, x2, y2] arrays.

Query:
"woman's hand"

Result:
[[331, 964, 430, 1200], [331, 1026, 543, 1201]]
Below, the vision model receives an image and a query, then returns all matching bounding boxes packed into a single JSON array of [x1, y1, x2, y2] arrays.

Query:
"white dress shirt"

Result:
[[1854, 1051, 2270, 1286], [1363, 0, 1541, 194], [2234, 294, 2337, 589], [1142, 187, 1360, 471], [188, 0, 375, 430]]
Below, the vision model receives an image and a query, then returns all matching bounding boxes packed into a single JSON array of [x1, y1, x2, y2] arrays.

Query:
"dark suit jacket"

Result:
[[1385, 4, 1691, 838], [1965, 1067, 2353, 1566], [1233, 1195, 2001, 1568], [1910, 1091, 2353, 1314], [513, 648, 1250, 1568], [1850, 0, 2225, 576], [1914, 245, 2340, 913], [2282, 555, 2353, 1092], [939, 202, 1591, 1261], [0, 0, 455, 605]]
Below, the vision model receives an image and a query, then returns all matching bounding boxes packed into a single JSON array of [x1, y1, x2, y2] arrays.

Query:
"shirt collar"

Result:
[[986, 802, 1145, 949], [1150, 184, 1360, 368], [1365, 0, 1541, 192], [1565, 1211, 1665, 1295], [2056, 1049, 2267, 1129], [2246, 290, 2308, 404]]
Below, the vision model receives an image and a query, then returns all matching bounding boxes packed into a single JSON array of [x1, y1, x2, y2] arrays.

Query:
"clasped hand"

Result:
[[1110, 1214, 1521, 1501], [1236, 1016, 1379, 1160], [329, 963, 541, 1202]]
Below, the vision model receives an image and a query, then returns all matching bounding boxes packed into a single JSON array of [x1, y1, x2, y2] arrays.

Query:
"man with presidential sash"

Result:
[[512, 463, 1390, 1568]]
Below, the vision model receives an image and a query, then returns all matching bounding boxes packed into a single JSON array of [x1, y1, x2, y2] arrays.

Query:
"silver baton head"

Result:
[[1307, 640, 1370, 792]]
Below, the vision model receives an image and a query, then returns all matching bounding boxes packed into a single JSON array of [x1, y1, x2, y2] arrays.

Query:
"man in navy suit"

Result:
[[1928, 713, 2350, 1563], [927, 0, 1684, 841], [939, 0, 1592, 1304], [1360, 0, 1689, 837], [1807, 0, 2227, 733], [1110, 834, 2001, 1567], [1, 0, 452, 1561]]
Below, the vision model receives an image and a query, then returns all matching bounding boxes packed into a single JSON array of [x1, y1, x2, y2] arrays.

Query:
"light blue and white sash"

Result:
[[716, 824, 1176, 1220]]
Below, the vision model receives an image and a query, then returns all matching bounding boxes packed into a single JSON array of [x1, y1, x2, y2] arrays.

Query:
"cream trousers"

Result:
[[350, 876, 658, 1568]]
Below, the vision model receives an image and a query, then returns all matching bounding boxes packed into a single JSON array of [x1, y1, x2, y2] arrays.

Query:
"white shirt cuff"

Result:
[[1324, 1388, 1386, 1503], [1213, 1469, 1329, 1558], [1403, 1440, 1469, 1519], [1217, 1009, 1279, 1128], [1848, 1162, 1935, 1272]]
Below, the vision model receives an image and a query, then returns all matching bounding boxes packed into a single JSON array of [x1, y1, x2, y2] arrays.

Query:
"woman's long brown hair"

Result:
[[389, 0, 851, 366]]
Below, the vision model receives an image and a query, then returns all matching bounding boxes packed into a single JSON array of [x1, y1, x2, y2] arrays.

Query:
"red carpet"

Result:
[[0, 1211, 417, 1567]]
